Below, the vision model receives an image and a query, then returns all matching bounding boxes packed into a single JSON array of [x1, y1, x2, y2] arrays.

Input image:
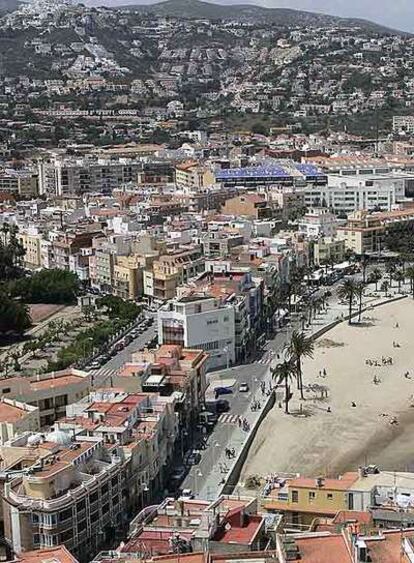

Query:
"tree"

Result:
[[406, 266, 414, 299], [381, 280, 390, 296], [386, 261, 397, 288], [10, 269, 80, 304], [271, 359, 297, 414], [369, 268, 382, 291], [285, 330, 314, 400], [355, 282, 365, 323], [338, 279, 357, 325], [96, 295, 140, 321], [0, 294, 31, 336], [393, 270, 405, 293]]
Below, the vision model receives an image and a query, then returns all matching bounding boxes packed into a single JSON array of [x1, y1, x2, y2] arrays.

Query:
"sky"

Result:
[[103, 0, 414, 32]]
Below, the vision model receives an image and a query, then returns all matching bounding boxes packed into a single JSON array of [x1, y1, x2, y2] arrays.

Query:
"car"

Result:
[[180, 489, 194, 499], [216, 399, 230, 413], [170, 466, 186, 486], [239, 382, 249, 393], [186, 451, 201, 466], [89, 361, 101, 370], [214, 386, 233, 398]]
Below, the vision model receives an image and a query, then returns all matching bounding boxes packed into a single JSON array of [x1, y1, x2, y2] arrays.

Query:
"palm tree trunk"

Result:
[[358, 295, 362, 322], [298, 358, 305, 399], [285, 381, 289, 414], [348, 295, 353, 325]]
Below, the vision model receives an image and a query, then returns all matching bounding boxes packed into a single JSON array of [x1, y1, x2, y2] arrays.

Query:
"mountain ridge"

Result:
[[113, 0, 406, 35]]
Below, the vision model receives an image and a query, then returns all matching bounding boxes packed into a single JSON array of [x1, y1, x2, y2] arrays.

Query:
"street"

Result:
[[91, 315, 157, 386]]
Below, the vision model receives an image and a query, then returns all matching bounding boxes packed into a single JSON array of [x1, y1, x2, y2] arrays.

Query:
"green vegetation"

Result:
[[0, 223, 25, 280], [96, 295, 140, 321], [0, 224, 31, 336], [0, 294, 31, 335], [271, 358, 296, 414], [338, 279, 358, 324], [284, 330, 314, 400], [10, 269, 80, 304], [385, 222, 414, 255]]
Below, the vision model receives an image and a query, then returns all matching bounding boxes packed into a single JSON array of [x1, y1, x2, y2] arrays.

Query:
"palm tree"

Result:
[[360, 255, 369, 284], [393, 270, 405, 293], [271, 358, 297, 414], [406, 266, 414, 299], [338, 279, 357, 325], [355, 282, 365, 322], [370, 268, 382, 291], [386, 261, 396, 288], [285, 330, 314, 400]]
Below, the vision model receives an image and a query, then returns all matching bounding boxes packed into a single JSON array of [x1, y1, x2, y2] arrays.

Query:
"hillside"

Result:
[[116, 0, 402, 35]]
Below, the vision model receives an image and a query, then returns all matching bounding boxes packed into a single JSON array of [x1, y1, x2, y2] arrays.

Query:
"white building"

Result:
[[157, 294, 236, 370], [298, 207, 337, 238], [304, 173, 407, 215]]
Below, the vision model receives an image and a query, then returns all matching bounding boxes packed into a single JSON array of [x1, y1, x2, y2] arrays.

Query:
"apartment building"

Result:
[[122, 495, 266, 556], [336, 210, 385, 255], [0, 398, 39, 444], [127, 345, 208, 446], [222, 194, 274, 220], [113, 256, 143, 300], [313, 237, 346, 266], [2, 433, 126, 562], [38, 157, 143, 196], [143, 246, 204, 302], [0, 369, 90, 428], [303, 173, 407, 214], [297, 207, 337, 238], [175, 161, 215, 191], [0, 170, 39, 198], [201, 231, 244, 258], [62, 390, 179, 515], [158, 295, 236, 370], [262, 472, 360, 526], [18, 231, 42, 269]]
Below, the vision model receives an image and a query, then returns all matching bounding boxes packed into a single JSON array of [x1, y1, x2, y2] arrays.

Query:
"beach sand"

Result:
[[240, 297, 414, 483]]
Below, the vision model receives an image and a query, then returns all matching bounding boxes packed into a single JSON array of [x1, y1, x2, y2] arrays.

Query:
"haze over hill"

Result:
[[95, 0, 414, 33], [107, 0, 405, 35]]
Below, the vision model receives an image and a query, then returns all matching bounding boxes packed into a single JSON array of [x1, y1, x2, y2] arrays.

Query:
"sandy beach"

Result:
[[240, 297, 414, 483]]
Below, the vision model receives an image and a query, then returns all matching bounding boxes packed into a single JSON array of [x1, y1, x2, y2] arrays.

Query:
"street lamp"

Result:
[[222, 345, 230, 369], [193, 471, 203, 494], [140, 483, 149, 508]]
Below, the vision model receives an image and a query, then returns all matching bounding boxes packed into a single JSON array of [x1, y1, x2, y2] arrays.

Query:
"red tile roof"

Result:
[[294, 534, 352, 563]]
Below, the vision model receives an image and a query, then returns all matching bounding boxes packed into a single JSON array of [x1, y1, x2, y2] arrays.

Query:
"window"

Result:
[[308, 491, 316, 502], [292, 490, 298, 503], [2, 388, 10, 394], [327, 493, 333, 500]]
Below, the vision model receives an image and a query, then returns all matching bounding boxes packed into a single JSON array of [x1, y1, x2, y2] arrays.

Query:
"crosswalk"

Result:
[[218, 413, 240, 424], [91, 367, 117, 385]]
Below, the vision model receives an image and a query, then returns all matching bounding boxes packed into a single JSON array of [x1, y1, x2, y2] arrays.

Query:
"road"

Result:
[[90, 315, 157, 386]]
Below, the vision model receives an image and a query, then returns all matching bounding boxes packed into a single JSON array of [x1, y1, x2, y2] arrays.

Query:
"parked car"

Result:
[[89, 361, 101, 370], [214, 386, 233, 397], [239, 382, 249, 392], [180, 489, 194, 499], [186, 451, 201, 466]]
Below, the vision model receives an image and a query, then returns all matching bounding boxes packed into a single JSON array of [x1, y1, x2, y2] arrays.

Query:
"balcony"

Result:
[[5, 459, 123, 511]]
